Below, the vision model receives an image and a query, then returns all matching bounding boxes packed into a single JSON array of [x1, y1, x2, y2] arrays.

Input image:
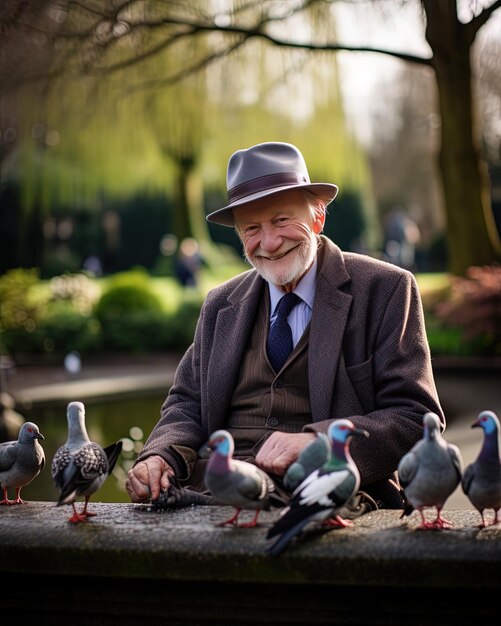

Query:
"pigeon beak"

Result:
[[353, 428, 369, 438], [35, 432, 45, 441], [471, 419, 481, 430], [198, 442, 212, 458]]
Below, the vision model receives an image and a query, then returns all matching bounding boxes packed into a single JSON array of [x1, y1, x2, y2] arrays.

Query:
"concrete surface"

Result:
[[1, 502, 501, 624]]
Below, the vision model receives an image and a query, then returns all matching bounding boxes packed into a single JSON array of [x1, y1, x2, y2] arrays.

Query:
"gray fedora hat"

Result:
[[206, 142, 339, 227]]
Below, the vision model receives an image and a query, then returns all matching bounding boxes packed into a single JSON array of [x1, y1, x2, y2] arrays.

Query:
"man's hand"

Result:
[[255, 431, 316, 476], [125, 455, 174, 502]]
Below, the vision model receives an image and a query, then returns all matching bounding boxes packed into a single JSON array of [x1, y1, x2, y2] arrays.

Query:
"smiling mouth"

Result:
[[260, 245, 300, 261]]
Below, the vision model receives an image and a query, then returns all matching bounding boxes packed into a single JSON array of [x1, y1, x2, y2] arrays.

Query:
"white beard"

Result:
[[246, 233, 317, 286]]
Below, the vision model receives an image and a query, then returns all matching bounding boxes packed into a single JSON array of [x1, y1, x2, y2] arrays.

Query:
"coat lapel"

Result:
[[206, 271, 265, 427], [309, 238, 352, 421]]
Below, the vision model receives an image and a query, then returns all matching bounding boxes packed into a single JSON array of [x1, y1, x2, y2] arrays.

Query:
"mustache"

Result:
[[253, 243, 303, 260]]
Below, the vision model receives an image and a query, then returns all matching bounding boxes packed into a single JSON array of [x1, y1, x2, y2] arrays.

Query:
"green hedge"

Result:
[[1, 266, 499, 361]]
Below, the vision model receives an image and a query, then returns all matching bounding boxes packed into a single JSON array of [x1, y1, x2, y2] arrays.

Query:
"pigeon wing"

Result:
[[0, 441, 18, 473]]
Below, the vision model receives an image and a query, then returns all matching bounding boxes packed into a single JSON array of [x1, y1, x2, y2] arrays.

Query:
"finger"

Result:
[[128, 470, 152, 500], [144, 463, 165, 500], [125, 479, 142, 503], [270, 454, 289, 476], [159, 471, 172, 492]]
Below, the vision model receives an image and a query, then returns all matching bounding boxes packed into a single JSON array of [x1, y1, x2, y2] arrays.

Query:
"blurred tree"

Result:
[[1, 0, 374, 272], [12, 0, 495, 275]]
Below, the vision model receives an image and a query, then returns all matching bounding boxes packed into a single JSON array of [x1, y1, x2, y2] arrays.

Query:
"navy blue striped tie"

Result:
[[267, 293, 301, 372]]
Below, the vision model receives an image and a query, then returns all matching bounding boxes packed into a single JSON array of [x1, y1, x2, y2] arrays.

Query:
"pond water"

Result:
[[17, 393, 165, 504]]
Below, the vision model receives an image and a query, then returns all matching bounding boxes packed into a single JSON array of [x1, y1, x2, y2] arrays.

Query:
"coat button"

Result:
[[268, 417, 279, 427], [275, 379, 284, 389]]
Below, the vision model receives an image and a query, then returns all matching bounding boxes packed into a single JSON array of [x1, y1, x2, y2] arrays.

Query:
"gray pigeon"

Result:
[[266, 419, 369, 557], [283, 432, 331, 492], [204, 429, 287, 527], [51, 401, 122, 523], [461, 410, 501, 528], [398, 411, 463, 530], [0, 421, 45, 505]]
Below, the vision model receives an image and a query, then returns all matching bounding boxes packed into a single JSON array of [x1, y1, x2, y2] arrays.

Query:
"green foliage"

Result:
[[3, 309, 102, 356], [0, 267, 45, 334], [5, 264, 499, 361], [94, 272, 168, 352], [95, 283, 163, 319], [325, 189, 381, 253], [432, 265, 501, 356], [95, 310, 169, 352], [160, 293, 205, 351]]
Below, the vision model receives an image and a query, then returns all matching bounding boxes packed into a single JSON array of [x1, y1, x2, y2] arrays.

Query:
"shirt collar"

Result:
[[268, 256, 317, 315]]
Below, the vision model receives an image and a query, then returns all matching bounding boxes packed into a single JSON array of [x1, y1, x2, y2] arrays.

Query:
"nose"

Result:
[[259, 224, 283, 253]]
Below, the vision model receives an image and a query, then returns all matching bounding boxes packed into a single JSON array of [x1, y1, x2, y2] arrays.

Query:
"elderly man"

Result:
[[126, 141, 444, 509]]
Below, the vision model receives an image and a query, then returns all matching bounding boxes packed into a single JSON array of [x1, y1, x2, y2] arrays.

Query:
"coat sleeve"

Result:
[[303, 269, 444, 487], [134, 308, 208, 477]]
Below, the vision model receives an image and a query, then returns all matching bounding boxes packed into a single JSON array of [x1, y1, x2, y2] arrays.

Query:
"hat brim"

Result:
[[206, 182, 339, 227]]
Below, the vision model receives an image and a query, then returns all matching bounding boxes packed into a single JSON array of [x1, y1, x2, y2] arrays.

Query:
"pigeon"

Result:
[[51, 401, 122, 523], [461, 410, 501, 528], [266, 419, 369, 557], [204, 429, 287, 527], [283, 432, 331, 492], [398, 411, 463, 530], [0, 421, 45, 505]]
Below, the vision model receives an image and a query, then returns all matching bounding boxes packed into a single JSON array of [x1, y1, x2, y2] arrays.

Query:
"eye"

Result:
[[243, 224, 259, 235]]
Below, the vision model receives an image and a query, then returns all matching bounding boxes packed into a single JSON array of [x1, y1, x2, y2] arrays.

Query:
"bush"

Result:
[[432, 265, 501, 356], [49, 273, 101, 314], [95, 280, 166, 352], [2, 307, 102, 357], [96, 310, 170, 352], [95, 284, 163, 319], [0, 267, 45, 332], [160, 293, 205, 350]]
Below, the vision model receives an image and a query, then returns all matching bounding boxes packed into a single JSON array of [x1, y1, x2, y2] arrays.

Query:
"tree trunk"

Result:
[[424, 0, 501, 275], [174, 158, 227, 267]]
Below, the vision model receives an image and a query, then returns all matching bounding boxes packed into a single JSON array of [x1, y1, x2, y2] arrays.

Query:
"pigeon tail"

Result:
[[104, 441, 123, 474], [266, 517, 314, 557]]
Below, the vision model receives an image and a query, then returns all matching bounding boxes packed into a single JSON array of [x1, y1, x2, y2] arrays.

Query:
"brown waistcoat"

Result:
[[227, 290, 311, 458], [180, 291, 312, 491]]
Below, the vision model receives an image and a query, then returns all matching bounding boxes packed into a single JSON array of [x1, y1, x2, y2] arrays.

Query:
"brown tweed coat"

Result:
[[136, 236, 444, 507]]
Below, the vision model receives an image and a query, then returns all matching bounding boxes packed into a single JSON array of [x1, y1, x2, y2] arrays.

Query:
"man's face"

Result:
[[233, 190, 324, 289]]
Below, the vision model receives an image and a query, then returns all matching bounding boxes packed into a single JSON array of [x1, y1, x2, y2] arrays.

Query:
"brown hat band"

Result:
[[228, 172, 309, 203]]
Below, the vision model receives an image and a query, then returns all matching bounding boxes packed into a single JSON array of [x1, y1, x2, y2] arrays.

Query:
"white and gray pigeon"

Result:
[[51, 401, 122, 523], [266, 419, 369, 557], [204, 429, 287, 527], [398, 411, 463, 530], [0, 421, 45, 505], [461, 410, 501, 528], [283, 432, 331, 493]]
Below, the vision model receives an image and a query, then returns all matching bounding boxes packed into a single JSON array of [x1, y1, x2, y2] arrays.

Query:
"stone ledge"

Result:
[[1, 503, 501, 583], [2, 503, 501, 623]]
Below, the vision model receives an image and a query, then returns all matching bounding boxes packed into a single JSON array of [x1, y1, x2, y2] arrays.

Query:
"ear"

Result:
[[312, 209, 326, 234]]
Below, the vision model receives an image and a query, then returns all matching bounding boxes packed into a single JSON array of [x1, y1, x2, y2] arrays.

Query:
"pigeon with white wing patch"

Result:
[[266, 419, 368, 556]]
